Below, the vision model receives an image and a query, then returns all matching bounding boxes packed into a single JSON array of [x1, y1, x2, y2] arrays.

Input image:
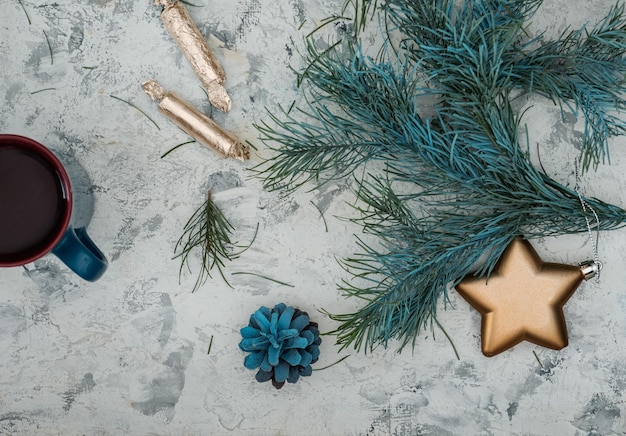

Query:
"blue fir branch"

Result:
[[331, 97, 626, 351], [505, 3, 626, 170], [386, 0, 626, 170], [254, 0, 626, 352]]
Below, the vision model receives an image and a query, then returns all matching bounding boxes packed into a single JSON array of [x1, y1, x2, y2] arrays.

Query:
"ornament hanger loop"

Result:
[[579, 259, 603, 281], [574, 158, 602, 283]]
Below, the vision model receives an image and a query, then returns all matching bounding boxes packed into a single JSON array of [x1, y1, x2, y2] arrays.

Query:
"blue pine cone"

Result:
[[239, 303, 321, 389]]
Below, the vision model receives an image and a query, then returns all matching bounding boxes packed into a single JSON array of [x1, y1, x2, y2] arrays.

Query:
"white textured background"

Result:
[[1, 1, 625, 435]]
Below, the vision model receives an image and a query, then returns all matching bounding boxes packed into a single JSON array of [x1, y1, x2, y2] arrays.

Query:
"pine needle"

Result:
[[207, 335, 214, 355], [198, 85, 211, 103], [30, 88, 56, 95], [109, 95, 161, 130], [310, 200, 329, 232], [305, 15, 353, 38], [161, 140, 196, 159], [230, 271, 295, 288], [179, 0, 203, 7], [433, 316, 460, 360], [17, 0, 31, 25], [312, 354, 351, 371], [43, 30, 53, 65], [340, 0, 379, 36], [244, 139, 258, 151]]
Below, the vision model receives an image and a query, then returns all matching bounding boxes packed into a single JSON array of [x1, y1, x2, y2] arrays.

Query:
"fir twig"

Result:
[[386, 0, 626, 171], [175, 191, 251, 291], [506, 2, 626, 170]]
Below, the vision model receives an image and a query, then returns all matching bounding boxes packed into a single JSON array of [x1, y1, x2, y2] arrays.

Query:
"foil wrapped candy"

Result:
[[155, 0, 231, 113], [143, 79, 249, 161]]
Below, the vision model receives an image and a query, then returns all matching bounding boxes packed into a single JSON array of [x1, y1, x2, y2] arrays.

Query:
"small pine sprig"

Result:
[[174, 191, 241, 291]]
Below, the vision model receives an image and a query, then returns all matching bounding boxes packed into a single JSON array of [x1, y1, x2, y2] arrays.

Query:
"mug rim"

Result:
[[0, 134, 73, 266]]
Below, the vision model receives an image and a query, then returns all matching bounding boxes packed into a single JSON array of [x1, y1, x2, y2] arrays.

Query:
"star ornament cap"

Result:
[[456, 238, 599, 357]]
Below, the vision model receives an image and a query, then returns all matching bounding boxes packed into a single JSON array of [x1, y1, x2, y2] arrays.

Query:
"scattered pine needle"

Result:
[[310, 200, 328, 232], [305, 15, 352, 38], [287, 100, 296, 114], [533, 350, 544, 368], [244, 139, 258, 151], [297, 40, 342, 87], [198, 86, 212, 105], [110, 95, 160, 130], [197, 86, 216, 117], [231, 271, 294, 288], [433, 317, 460, 360], [313, 354, 350, 371], [179, 0, 203, 7], [43, 30, 53, 65], [207, 335, 214, 355], [161, 140, 196, 158], [30, 88, 56, 95], [82, 66, 97, 70], [17, 0, 31, 25], [234, 222, 260, 256]]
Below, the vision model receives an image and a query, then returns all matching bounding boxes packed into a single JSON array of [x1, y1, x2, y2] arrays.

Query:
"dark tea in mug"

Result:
[[0, 137, 72, 265], [0, 134, 106, 280]]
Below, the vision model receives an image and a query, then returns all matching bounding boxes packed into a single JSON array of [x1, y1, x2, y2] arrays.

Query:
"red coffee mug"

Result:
[[0, 134, 107, 281]]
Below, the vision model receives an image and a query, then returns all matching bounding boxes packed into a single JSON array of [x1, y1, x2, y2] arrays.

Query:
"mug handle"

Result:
[[52, 226, 108, 281]]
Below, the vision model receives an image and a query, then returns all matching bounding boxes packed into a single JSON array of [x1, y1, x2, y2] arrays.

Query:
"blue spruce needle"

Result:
[[254, 0, 626, 352]]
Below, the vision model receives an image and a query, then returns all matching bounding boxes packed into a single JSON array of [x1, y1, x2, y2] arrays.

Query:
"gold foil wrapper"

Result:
[[155, 0, 231, 112], [143, 79, 249, 161]]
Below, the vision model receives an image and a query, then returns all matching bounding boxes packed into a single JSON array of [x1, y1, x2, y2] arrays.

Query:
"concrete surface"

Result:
[[1, 0, 625, 434]]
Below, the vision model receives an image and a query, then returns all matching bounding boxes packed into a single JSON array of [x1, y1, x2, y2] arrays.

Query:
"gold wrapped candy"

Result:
[[155, 0, 231, 112], [143, 79, 249, 161]]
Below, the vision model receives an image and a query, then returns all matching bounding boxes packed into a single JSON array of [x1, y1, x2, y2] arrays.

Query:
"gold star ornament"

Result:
[[456, 238, 599, 357]]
